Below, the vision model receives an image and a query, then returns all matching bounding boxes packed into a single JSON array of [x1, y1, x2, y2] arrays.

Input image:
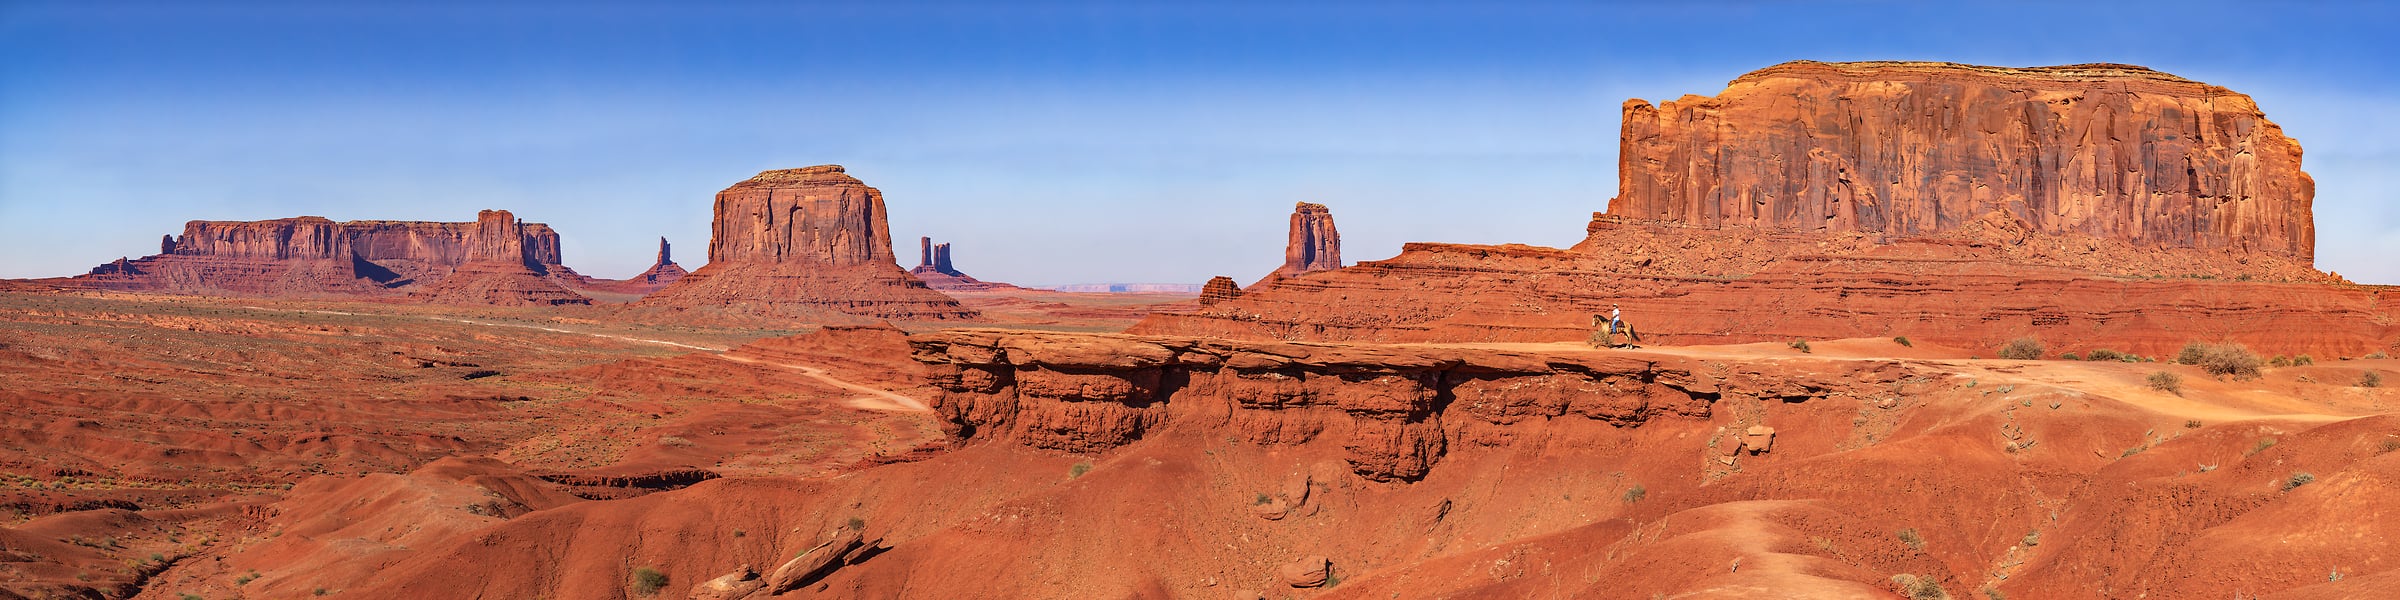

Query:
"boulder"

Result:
[[1276, 555, 1331, 588], [767, 527, 869, 594], [687, 564, 763, 600], [1743, 425, 1777, 454]]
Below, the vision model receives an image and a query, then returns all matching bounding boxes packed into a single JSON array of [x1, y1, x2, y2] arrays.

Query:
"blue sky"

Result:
[[3, 1, 2394, 285]]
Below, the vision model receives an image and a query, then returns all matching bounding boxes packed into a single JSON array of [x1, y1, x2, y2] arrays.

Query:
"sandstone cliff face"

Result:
[[408, 210, 591, 306], [636, 167, 978, 320], [1613, 61, 2315, 261], [1278, 202, 1342, 277], [74, 212, 585, 303], [709, 165, 896, 267], [911, 329, 1917, 481]]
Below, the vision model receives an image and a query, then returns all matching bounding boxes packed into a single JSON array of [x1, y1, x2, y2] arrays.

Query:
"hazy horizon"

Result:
[[5, 1, 2394, 285]]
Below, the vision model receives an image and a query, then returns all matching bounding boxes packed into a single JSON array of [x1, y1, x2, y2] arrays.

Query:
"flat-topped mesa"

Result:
[[635, 167, 979, 320], [1277, 202, 1343, 277], [710, 165, 896, 267], [73, 212, 585, 304], [1610, 60, 2315, 261], [408, 209, 591, 306]]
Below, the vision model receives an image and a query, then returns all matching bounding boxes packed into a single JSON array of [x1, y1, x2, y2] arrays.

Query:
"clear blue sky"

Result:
[[4, 1, 2394, 285]]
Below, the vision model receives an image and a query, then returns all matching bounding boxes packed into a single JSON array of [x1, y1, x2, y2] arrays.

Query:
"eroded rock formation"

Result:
[[1278, 202, 1343, 277], [66, 212, 589, 304], [1615, 61, 2314, 260], [553, 237, 689, 298], [1198, 276, 1241, 307], [1132, 62, 2386, 357], [912, 329, 1917, 482], [408, 210, 591, 305], [907, 236, 1016, 291], [635, 166, 978, 320]]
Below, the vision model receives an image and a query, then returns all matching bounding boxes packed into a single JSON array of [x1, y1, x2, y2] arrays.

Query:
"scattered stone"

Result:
[[1743, 426, 1777, 454], [687, 564, 762, 600], [1277, 555, 1330, 588]]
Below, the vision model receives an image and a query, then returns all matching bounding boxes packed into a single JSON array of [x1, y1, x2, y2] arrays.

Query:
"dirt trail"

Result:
[[715, 354, 931, 412]]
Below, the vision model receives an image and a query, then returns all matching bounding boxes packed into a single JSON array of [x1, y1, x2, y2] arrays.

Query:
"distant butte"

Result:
[[632, 165, 979, 321], [909, 237, 1020, 291], [1134, 61, 2394, 357]]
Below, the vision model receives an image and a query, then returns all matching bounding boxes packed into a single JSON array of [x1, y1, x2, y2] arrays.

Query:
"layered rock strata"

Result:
[[1132, 62, 2384, 357], [67, 212, 589, 304], [1615, 60, 2314, 260], [910, 329, 1911, 481], [1198, 276, 1242, 307], [636, 166, 977, 320]]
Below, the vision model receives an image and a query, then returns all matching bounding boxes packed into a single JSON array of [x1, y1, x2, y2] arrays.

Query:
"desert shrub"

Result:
[[314, 590, 328, 597], [845, 517, 866, 531], [1998, 337, 2044, 360], [2364, 371, 2384, 388], [2369, 352, 2391, 360], [2020, 530, 2040, 547], [2088, 348, 2126, 362], [1890, 573, 1948, 600], [2146, 371, 2182, 395], [1622, 485, 1646, 504], [2184, 419, 2203, 429], [1896, 528, 1926, 551], [2190, 343, 2262, 380], [2269, 355, 2292, 367], [2177, 342, 2208, 365], [1894, 336, 1913, 347], [2283, 472, 2316, 491], [630, 567, 667, 596], [1069, 460, 1093, 478], [1253, 492, 1271, 505], [2380, 438, 2400, 454], [2247, 437, 2278, 457], [2295, 355, 2315, 365], [2060, 352, 2081, 361], [1790, 340, 1812, 354]]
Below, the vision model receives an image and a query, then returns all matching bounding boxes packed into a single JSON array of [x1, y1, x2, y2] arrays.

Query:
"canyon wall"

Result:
[[1613, 61, 2314, 260]]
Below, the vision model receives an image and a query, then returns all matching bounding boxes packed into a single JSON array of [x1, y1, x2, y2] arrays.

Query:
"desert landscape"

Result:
[[5, 4, 2399, 600]]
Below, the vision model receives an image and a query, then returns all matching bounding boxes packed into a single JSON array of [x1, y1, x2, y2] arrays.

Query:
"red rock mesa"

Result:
[[634, 166, 978, 320], [69, 211, 591, 305], [1133, 61, 2394, 357]]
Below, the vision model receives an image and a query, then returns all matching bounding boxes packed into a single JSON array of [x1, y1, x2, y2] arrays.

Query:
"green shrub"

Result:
[[1998, 337, 2044, 360], [1253, 492, 1270, 505], [1622, 485, 1646, 504], [2295, 355, 2315, 365], [2269, 355, 2292, 367], [1790, 340, 1812, 354], [846, 517, 866, 531], [2146, 371, 2182, 395], [2184, 419, 2203, 429], [1894, 336, 1913, 347], [2088, 348, 2126, 362], [631, 567, 668, 596], [1069, 460, 1093, 478], [2060, 352, 2081, 361], [2283, 472, 2315, 491], [2364, 371, 2383, 388]]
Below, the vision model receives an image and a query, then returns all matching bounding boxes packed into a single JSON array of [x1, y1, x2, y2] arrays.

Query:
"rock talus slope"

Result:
[[634, 166, 977, 321]]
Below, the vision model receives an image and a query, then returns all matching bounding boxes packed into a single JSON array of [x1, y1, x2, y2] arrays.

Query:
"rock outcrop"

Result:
[[909, 237, 1017, 292], [1615, 61, 2314, 260], [1198, 276, 1241, 307], [1277, 202, 1342, 278], [409, 210, 592, 306], [911, 328, 1912, 482], [634, 166, 978, 321], [1131, 62, 2389, 357], [65, 212, 590, 304]]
